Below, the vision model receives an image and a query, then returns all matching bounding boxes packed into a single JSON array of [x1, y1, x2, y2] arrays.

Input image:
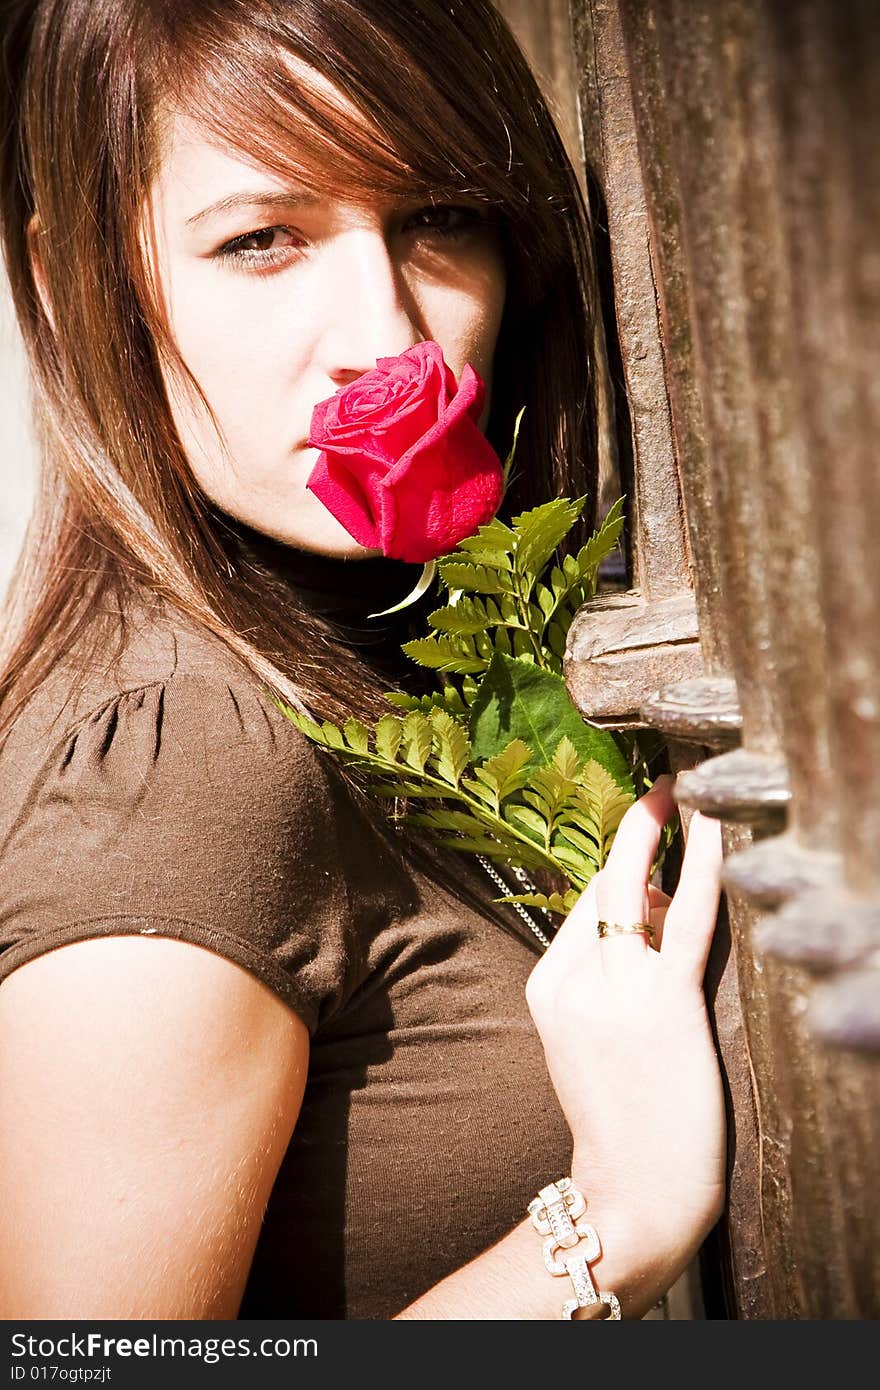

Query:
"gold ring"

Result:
[[597, 920, 655, 944]]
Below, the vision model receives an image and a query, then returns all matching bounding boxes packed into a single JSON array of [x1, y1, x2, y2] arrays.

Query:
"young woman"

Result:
[[0, 0, 725, 1320]]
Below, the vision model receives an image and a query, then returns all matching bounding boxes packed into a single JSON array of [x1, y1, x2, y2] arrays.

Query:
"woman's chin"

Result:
[[275, 521, 381, 560]]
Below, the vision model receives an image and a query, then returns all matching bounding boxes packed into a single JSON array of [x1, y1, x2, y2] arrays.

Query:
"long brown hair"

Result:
[[1, 0, 606, 936], [0, 0, 600, 742]]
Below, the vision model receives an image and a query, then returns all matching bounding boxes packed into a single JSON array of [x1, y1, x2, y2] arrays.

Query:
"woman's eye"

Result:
[[216, 226, 304, 268], [404, 204, 489, 242]]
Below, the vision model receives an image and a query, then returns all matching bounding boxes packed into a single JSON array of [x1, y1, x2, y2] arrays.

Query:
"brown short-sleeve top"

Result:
[[0, 599, 573, 1318]]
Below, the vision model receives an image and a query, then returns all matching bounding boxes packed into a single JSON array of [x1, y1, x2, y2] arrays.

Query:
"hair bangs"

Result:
[[144, 5, 518, 214]]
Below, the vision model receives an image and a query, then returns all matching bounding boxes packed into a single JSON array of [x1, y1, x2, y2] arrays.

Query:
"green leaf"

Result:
[[435, 835, 512, 856], [456, 515, 517, 554], [428, 708, 471, 787], [512, 497, 586, 578], [575, 496, 625, 579], [552, 734, 582, 781], [553, 823, 600, 861], [553, 843, 593, 878], [278, 709, 326, 745], [502, 890, 580, 915], [568, 759, 634, 866], [448, 548, 513, 572], [546, 620, 568, 659], [504, 803, 550, 844], [384, 691, 426, 711], [428, 596, 490, 635], [375, 714, 404, 763], [463, 737, 533, 812], [461, 675, 480, 706], [468, 653, 633, 789], [469, 839, 551, 873], [384, 687, 470, 717], [401, 635, 487, 674], [550, 832, 600, 884], [536, 584, 556, 619], [369, 781, 450, 799], [320, 721, 347, 751], [401, 712, 433, 772], [343, 718, 369, 754], [407, 808, 491, 837], [436, 561, 512, 595]]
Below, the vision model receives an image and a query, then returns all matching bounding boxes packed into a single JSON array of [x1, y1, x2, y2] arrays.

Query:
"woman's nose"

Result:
[[321, 227, 424, 384]]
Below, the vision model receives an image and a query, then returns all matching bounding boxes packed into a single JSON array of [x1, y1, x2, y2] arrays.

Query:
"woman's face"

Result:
[[145, 81, 507, 557]]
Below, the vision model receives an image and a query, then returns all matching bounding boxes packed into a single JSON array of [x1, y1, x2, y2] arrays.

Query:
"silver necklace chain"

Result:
[[476, 854, 553, 951]]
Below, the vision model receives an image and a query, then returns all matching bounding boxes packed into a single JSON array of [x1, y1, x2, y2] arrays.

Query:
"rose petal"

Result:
[[305, 451, 387, 548], [379, 416, 503, 563], [305, 341, 502, 564]]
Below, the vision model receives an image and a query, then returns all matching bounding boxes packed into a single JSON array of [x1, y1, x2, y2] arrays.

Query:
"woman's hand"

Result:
[[524, 775, 726, 1310]]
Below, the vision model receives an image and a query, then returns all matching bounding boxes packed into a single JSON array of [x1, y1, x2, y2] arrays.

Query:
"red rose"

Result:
[[305, 340, 504, 564]]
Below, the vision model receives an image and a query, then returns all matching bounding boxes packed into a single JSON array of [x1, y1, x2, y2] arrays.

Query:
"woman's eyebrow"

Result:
[[185, 188, 322, 228]]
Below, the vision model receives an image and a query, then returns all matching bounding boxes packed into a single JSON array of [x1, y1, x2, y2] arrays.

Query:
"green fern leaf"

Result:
[[569, 759, 634, 866], [460, 839, 551, 873], [435, 835, 512, 856], [546, 621, 568, 659], [428, 708, 471, 787], [552, 843, 591, 879], [402, 712, 433, 773], [465, 738, 533, 811], [375, 714, 404, 763], [553, 823, 600, 860], [437, 561, 513, 595], [384, 691, 426, 711], [461, 675, 480, 706], [428, 596, 490, 635], [456, 516, 517, 554], [407, 808, 490, 837], [522, 785, 553, 819], [512, 630, 535, 660], [401, 635, 487, 675], [575, 496, 625, 579], [280, 709, 327, 745], [504, 803, 550, 845], [536, 584, 556, 619], [369, 781, 450, 799], [343, 718, 369, 754], [502, 890, 580, 915], [512, 497, 586, 578], [448, 547, 512, 572], [320, 721, 347, 751], [552, 734, 582, 781]]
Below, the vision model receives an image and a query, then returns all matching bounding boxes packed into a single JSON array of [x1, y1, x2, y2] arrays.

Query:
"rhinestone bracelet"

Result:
[[527, 1178, 621, 1320]]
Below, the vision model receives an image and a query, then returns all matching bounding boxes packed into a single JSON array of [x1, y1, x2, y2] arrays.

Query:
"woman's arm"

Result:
[[0, 934, 309, 1319], [1, 785, 723, 1321], [398, 784, 726, 1320]]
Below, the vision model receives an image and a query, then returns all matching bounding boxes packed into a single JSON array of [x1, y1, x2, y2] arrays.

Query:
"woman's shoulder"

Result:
[[0, 593, 332, 819], [0, 595, 386, 1032], [5, 594, 315, 778]]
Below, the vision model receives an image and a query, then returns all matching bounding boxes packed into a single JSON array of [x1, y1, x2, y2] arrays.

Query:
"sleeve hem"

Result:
[[0, 913, 319, 1036]]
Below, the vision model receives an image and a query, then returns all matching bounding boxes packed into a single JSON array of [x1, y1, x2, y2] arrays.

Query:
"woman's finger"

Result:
[[647, 885, 670, 950], [543, 869, 603, 969], [594, 775, 676, 967], [658, 811, 723, 983]]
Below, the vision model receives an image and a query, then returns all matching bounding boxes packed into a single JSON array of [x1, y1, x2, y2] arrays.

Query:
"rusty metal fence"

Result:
[[543, 0, 879, 1318], [1, 0, 876, 1321]]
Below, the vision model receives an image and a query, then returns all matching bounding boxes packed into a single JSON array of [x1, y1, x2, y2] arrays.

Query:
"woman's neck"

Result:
[[209, 506, 432, 685]]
